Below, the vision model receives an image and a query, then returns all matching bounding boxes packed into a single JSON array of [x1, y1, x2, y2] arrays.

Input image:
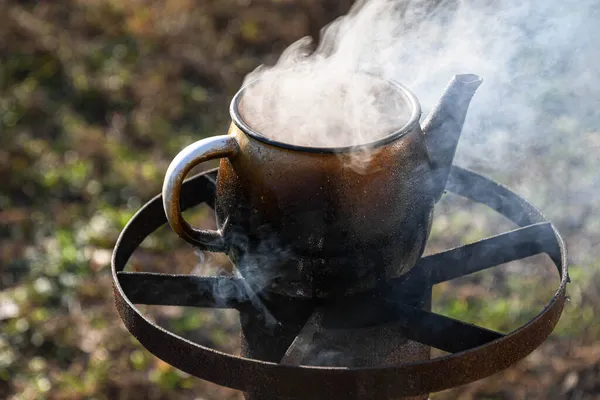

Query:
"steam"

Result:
[[239, 0, 598, 171], [239, 71, 411, 148], [229, 0, 599, 363], [239, 0, 426, 163]]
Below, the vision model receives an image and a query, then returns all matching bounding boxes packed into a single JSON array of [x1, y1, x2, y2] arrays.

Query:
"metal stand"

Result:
[[112, 166, 568, 399]]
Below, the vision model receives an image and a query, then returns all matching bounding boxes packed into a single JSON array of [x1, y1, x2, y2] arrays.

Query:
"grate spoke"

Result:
[[117, 272, 248, 309], [447, 166, 546, 227], [397, 222, 557, 290], [319, 296, 503, 354], [280, 310, 324, 365], [384, 303, 504, 353]]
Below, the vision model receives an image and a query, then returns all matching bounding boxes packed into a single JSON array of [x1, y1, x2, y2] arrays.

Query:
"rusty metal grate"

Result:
[[112, 166, 568, 399]]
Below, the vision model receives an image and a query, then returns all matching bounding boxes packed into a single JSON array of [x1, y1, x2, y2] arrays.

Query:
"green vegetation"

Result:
[[1, 1, 598, 399]]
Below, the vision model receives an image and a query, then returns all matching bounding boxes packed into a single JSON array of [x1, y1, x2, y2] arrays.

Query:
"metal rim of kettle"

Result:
[[229, 72, 423, 154]]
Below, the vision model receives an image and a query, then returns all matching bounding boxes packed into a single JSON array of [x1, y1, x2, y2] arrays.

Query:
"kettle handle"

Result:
[[162, 135, 239, 252]]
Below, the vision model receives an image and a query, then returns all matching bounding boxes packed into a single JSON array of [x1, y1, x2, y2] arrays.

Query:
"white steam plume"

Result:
[[238, 0, 599, 175]]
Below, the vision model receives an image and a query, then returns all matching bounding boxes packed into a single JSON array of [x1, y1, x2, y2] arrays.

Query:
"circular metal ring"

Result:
[[112, 166, 568, 399]]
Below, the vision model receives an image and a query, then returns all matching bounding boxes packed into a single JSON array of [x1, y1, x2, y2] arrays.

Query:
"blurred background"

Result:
[[1, 1, 598, 399]]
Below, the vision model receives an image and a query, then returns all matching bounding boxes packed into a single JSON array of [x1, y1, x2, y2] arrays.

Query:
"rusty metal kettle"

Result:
[[162, 73, 482, 298]]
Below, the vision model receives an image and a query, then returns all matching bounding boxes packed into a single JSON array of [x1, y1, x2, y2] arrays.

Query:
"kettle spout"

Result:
[[423, 74, 483, 201]]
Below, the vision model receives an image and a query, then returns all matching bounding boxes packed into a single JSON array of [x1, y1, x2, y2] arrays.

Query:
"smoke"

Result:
[[238, 0, 599, 174], [226, 0, 600, 364]]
